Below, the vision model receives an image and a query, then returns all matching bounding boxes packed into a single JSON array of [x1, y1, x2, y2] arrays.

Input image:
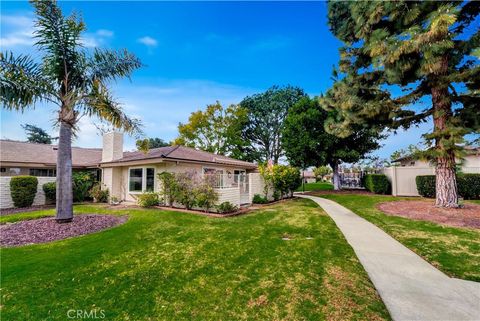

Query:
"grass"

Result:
[[1, 199, 389, 321], [311, 193, 480, 282], [296, 182, 333, 192]]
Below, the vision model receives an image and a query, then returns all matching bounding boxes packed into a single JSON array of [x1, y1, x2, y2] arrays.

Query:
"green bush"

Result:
[[363, 174, 390, 194], [137, 192, 160, 207], [416, 175, 436, 198], [89, 183, 109, 203], [72, 171, 96, 202], [259, 164, 301, 199], [172, 171, 198, 209], [216, 201, 238, 214], [416, 174, 480, 200], [10, 176, 38, 208], [252, 194, 268, 204], [457, 174, 480, 200], [42, 182, 56, 204], [195, 180, 218, 212]]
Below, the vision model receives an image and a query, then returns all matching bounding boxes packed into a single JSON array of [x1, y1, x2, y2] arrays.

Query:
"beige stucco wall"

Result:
[[0, 176, 56, 209]]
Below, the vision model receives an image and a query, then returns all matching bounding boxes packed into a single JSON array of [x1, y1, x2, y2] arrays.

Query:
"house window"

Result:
[[129, 167, 155, 193], [8, 168, 21, 175], [234, 170, 246, 183], [0, 168, 5, 173], [203, 167, 223, 188], [29, 168, 56, 177]]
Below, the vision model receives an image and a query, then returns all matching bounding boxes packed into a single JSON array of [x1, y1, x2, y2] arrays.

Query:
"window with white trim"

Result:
[[129, 167, 155, 193]]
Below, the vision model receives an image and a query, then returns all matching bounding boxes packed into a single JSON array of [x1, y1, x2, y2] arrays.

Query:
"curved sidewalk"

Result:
[[297, 194, 480, 321]]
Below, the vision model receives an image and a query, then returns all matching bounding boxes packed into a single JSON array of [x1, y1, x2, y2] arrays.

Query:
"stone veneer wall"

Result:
[[0, 176, 56, 209]]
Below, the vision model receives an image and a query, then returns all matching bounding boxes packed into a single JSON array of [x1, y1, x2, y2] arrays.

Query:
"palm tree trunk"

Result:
[[56, 121, 74, 222]]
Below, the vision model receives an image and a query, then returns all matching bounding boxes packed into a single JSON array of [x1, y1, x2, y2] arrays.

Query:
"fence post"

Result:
[[391, 167, 398, 196]]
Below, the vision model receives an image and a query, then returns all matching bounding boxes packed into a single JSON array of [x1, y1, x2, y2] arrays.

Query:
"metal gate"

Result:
[[339, 171, 365, 189], [239, 173, 250, 204]]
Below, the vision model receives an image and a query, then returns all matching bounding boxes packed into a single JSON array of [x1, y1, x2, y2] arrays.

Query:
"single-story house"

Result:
[[0, 133, 266, 209], [301, 171, 316, 183], [100, 132, 264, 206], [384, 146, 480, 196]]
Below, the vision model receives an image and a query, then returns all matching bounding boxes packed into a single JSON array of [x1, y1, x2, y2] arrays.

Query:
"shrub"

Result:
[[137, 192, 160, 207], [10, 176, 38, 208], [457, 174, 480, 200], [216, 201, 238, 214], [364, 174, 390, 194], [252, 194, 268, 204], [416, 174, 480, 200], [416, 175, 436, 198], [158, 171, 176, 206], [72, 171, 95, 202], [172, 171, 198, 209], [89, 183, 109, 203], [195, 180, 218, 212], [42, 182, 56, 204], [259, 164, 301, 199]]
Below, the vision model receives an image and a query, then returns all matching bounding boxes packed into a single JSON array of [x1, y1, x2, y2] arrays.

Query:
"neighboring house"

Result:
[[384, 146, 480, 196], [0, 140, 102, 209], [301, 171, 316, 184], [0, 133, 266, 209]]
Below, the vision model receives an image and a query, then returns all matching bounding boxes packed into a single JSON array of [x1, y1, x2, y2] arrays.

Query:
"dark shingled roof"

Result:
[[0, 140, 102, 167], [103, 145, 257, 168]]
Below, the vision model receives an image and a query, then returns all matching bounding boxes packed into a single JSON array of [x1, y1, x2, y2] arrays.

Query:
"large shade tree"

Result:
[[283, 96, 383, 190], [240, 85, 306, 164], [173, 101, 248, 158], [22, 123, 56, 144], [327, 1, 479, 207], [0, 0, 142, 222]]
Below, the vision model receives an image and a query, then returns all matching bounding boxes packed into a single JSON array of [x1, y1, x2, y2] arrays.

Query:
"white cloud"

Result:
[[138, 36, 158, 47], [0, 14, 35, 49], [81, 29, 114, 48]]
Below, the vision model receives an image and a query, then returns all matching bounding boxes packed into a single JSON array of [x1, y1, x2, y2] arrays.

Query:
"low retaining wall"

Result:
[[0, 176, 56, 209]]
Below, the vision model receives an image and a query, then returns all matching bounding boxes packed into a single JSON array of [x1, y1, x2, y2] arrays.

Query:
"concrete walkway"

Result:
[[297, 194, 480, 321]]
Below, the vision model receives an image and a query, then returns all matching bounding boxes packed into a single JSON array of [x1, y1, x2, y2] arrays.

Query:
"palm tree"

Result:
[[0, 0, 142, 222]]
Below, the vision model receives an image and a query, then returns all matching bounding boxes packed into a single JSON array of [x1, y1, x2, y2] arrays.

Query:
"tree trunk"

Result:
[[56, 121, 74, 222], [331, 161, 341, 191], [431, 61, 458, 208]]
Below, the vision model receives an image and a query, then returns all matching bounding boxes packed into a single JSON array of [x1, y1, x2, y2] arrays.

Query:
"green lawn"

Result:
[[1, 199, 389, 321], [311, 193, 480, 282], [296, 182, 333, 192]]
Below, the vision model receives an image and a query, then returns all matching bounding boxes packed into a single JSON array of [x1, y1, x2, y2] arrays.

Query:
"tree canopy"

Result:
[[136, 137, 169, 153], [283, 96, 383, 189], [173, 101, 248, 157], [240, 85, 306, 164], [22, 124, 56, 144], [326, 1, 479, 206]]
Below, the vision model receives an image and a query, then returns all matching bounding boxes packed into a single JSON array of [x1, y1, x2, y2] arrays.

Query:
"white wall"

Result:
[[0, 176, 56, 209]]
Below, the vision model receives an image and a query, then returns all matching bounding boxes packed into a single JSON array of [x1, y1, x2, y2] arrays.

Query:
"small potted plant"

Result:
[[110, 196, 120, 205]]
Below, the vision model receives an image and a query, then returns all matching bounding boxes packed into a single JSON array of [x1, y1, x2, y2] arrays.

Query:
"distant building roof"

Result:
[[102, 145, 258, 168], [0, 140, 102, 168], [392, 146, 480, 163], [302, 171, 315, 178]]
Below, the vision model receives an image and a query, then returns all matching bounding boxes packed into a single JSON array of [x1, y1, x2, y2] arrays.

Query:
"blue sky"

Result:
[[1, 1, 437, 159]]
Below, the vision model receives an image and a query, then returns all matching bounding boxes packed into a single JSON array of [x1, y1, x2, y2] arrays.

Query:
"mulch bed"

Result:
[[0, 214, 128, 247], [377, 200, 480, 229], [0, 205, 55, 216]]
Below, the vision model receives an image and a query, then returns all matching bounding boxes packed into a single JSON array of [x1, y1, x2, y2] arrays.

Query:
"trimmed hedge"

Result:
[[252, 194, 268, 204], [10, 176, 38, 208], [42, 182, 56, 204], [363, 174, 390, 194], [416, 175, 436, 198], [417, 174, 480, 200]]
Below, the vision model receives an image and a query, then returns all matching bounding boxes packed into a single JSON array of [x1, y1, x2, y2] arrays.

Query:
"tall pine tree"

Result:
[[327, 1, 479, 207]]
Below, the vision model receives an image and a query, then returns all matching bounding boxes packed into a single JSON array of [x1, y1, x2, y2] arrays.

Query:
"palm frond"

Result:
[[89, 48, 143, 82], [82, 80, 143, 135], [0, 52, 56, 110]]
